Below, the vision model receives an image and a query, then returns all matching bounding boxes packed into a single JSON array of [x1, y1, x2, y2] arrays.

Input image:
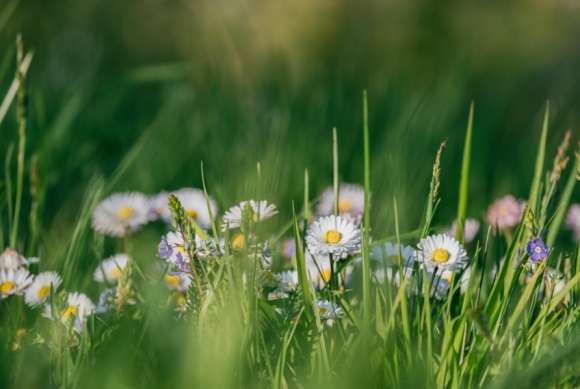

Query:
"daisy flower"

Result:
[[487, 195, 526, 230], [306, 215, 361, 260], [24, 271, 62, 307], [276, 270, 297, 293], [414, 234, 468, 273], [155, 188, 218, 230], [0, 248, 30, 271], [149, 191, 170, 220], [370, 242, 415, 267], [92, 192, 154, 237], [164, 272, 192, 292], [43, 292, 95, 331], [565, 204, 580, 240], [306, 252, 332, 289], [317, 300, 346, 319], [316, 184, 367, 221], [439, 268, 471, 296], [221, 200, 278, 231], [93, 254, 130, 283], [0, 268, 34, 298], [543, 268, 566, 297], [442, 219, 481, 244]]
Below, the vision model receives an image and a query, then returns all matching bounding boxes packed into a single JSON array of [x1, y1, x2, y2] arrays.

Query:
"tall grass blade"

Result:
[[292, 201, 315, 320], [527, 102, 550, 216], [455, 102, 474, 244], [362, 90, 372, 335]]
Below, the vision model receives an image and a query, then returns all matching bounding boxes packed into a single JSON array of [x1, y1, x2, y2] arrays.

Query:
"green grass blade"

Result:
[[546, 156, 578, 247], [201, 161, 220, 244], [527, 102, 550, 216], [333, 127, 339, 216], [362, 90, 372, 335], [292, 201, 315, 320], [455, 102, 474, 244]]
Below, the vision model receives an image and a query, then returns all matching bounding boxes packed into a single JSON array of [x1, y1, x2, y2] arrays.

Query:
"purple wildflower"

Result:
[[526, 238, 549, 262], [158, 236, 173, 259], [174, 252, 187, 273]]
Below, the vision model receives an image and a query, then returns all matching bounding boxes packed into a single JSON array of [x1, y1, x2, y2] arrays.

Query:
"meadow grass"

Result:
[[1, 9, 580, 389]]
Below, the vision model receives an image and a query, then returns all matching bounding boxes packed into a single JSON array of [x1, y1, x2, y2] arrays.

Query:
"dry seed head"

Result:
[[550, 130, 571, 183], [432, 139, 448, 199]]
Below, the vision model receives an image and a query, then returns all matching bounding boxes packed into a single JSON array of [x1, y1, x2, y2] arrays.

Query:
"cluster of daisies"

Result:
[[0, 248, 95, 332], [87, 184, 571, 322]]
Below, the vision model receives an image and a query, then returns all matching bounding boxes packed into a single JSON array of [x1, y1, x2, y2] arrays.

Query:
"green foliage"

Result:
[[1, 4, 580, 389]]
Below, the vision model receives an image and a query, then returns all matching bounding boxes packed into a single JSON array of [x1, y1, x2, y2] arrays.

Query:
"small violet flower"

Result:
[[526, 238, 549, 262], [158, 236, 173, 259]]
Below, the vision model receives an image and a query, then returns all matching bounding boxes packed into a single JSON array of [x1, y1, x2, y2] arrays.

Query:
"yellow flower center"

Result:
[[320, 269, 332, 283], [165, 275, 181, 287], [338, 199, 352, 213], [318, 307, 329, 315], [110, 267, 122, 279], [0, 281, 14, 294], [118, 206, 134, 220], [388, 254, 401, 263], [231, 233, 246, 250], [323, 229, 341, 244], [61, 305, 78, 320], [38, 285, 51, 298], [177, 244, 188, 255], [252, 212, 259, 222], [432, 248, 450, 263], [171, 292, 187, 307], [186, 209, 198, 219]]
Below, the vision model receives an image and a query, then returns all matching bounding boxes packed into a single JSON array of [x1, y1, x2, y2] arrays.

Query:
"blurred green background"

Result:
[[2, 1, 580, 387], [1, 0, 580, 253]]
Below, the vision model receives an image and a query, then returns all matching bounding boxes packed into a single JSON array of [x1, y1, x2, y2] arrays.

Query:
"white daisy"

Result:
[[0, 248, 30, 271], [221, 200, 278, 231], [306, 252, 332, 289], [306, 215, 361, 260], [442, 219, 481, 244], [545, 269, 566, 297], [317, 300, 346, 319], [414, 234, 468, 273], [164, 272, 192, 292], [435, 268, 472, 298], [370, 242, 415, 267], [149, 191, 170, 220], [0, 268, 33, 298], [92, 192, 154, 237], [155, 188, 218, 230], [44, 292, 95, 330], [304, 252, 355, 290], [93, 254, 130, 283], [24, 271, 62, 307], [316, 183, 367, 221]]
